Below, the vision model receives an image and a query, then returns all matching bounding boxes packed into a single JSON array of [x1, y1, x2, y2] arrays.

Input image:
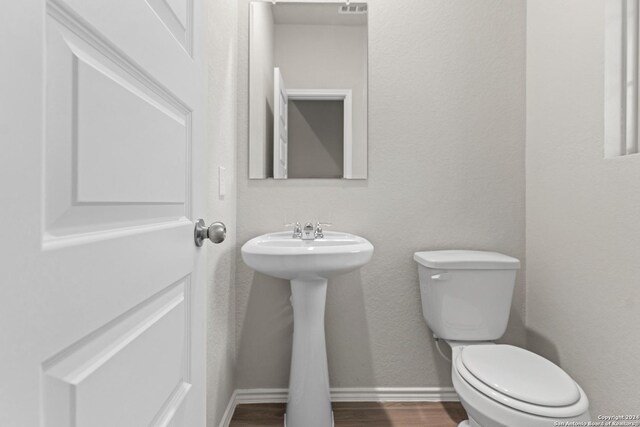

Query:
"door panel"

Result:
[[0, 0, 206, 425], [52, 0, 195, 96], [45, 16, 190, 239], [43, 278, 190, 427], [74, 58, 186, 204]]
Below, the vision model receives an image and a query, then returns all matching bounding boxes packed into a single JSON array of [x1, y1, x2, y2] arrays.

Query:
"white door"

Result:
[[274, 67, 289, 179], [1, 0, 209, 426]]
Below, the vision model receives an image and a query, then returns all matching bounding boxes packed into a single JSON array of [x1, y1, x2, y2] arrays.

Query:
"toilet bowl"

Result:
[[414, 250, 591, 427], [449, 342, 590, 427]]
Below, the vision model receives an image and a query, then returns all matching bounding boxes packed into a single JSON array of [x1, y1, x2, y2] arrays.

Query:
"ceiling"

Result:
[[271, 2, 367, 26]]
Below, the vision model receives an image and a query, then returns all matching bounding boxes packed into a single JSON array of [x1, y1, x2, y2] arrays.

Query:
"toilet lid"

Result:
[[460, 345, 580, 407]]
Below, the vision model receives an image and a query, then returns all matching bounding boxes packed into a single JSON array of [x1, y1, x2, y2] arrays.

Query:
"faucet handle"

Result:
[[314, 222, 332, 238], [284, 222, 302, 238]]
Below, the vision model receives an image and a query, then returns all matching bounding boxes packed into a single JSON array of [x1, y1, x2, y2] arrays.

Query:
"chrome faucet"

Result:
[[286, 221, 332, 239], [301, 222, 315, 240]]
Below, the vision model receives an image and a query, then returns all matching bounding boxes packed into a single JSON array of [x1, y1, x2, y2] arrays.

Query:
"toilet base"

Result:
[[458, 418, 480, 427]]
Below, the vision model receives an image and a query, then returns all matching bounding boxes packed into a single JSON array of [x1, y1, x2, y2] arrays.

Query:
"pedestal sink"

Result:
[[241, 231, 374, 427]]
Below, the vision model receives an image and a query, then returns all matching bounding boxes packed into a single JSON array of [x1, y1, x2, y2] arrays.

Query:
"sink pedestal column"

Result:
[[286, 278, 332, 427]]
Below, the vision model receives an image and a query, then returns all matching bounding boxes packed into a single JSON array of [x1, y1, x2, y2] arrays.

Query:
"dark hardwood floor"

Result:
[[230, 402, 467, 427]]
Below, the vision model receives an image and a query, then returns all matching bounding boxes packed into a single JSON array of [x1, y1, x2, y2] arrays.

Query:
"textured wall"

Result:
[[526, 0, 640, 415], [236, 0, 526, 390], [206, 0, 238, 425]]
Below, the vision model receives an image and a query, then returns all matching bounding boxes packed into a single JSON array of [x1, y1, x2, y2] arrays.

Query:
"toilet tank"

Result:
[[414, 250, 520, 341]]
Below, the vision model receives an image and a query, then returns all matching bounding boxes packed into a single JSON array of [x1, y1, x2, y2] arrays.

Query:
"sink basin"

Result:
[[241, 231, 374, 427], [241, 231, 374, 280]]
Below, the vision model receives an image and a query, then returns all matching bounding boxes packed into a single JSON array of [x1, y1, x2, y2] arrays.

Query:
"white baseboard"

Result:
[[217, 390, 238, 427], [331, 387, 459, 402], [235, 388, 288, 404], [219, 387, 459, 427]]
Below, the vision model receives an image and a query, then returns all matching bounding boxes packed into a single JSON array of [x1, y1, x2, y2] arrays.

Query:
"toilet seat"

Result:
[[455, 345, 589, 418]]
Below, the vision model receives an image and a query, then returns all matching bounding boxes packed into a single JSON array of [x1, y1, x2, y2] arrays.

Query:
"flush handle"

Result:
[[194, 219, 226, 247], [431, 272, 450, 281]]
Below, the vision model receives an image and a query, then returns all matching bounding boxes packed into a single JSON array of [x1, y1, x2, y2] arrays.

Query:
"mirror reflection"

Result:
[[249, 1, 368, 179]]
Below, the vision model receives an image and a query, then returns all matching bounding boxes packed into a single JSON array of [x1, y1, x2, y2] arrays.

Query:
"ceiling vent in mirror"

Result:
[[338, 4, 367, 14]]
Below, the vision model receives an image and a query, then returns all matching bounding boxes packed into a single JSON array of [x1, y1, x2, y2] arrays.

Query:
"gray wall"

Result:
[[236, 0, 526, 390], [526, 0, 640, 415], [206, 0, 237, 424], [288, 100, 344, 179]]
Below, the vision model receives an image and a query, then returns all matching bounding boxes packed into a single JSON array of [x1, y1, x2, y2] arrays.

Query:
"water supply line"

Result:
[[433, 335, 452, 363]]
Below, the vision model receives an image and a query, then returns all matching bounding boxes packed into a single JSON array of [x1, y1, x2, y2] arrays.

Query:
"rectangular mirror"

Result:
[[249, 1, 368, 179]]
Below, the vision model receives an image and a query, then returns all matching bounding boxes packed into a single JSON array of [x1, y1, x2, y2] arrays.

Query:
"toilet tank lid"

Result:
[[413, 250, 520, 270]]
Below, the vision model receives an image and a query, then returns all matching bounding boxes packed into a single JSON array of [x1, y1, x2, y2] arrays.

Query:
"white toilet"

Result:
[[414, 250, 590, 427]]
